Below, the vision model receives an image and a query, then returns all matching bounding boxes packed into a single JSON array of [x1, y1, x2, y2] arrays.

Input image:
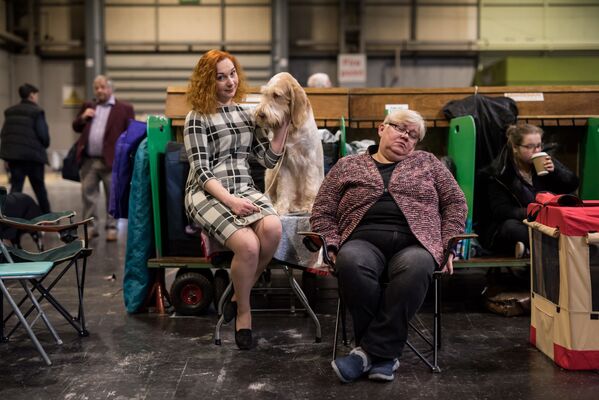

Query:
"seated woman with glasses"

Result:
[[480, 123, 578, 258], [310, 109, 467, 383]]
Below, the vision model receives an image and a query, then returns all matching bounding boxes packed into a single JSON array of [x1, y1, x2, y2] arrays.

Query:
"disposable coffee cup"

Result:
[[531, 152, 549, 176]]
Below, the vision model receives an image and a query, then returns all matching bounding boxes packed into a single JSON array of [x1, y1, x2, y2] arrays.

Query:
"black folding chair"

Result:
[[0, 192, 45, 251], [299, 231, 477, 373], [0, 187, 94, 340]]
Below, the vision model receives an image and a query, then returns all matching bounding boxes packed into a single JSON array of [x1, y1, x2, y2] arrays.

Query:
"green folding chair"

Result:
[[0, 187, 94, 339], [0, 261, 62, 365]]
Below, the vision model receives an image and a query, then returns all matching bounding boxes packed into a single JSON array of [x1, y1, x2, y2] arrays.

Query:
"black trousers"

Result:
[[493, 218, 529, 255], [336, 231, 435, 360], [8, 160, 51, 214]]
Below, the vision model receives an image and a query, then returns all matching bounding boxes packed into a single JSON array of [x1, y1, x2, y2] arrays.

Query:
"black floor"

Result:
[[1, 177, 598, 400]]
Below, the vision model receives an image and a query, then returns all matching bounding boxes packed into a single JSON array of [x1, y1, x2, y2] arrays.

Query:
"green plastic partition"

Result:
[[339, 116, 347, 157], [447, 116, 476, 259], [147, 115, 174, 258], [580, 118, 599, 200]]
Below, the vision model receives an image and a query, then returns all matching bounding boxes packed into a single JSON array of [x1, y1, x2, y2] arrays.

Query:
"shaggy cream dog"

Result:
[[255, 72, 324, 215]]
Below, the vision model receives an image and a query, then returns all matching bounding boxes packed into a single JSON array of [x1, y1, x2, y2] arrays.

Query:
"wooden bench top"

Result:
[[165, 86, 349, 128], [164, 85, 599, 128]]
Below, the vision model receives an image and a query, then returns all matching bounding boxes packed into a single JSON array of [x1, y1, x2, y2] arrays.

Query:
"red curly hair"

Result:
[[186, 49, 248, 115]]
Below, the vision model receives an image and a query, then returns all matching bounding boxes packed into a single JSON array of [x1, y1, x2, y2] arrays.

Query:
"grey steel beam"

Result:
[[84, 0, 105, 98], [272, 0, 288, 74]]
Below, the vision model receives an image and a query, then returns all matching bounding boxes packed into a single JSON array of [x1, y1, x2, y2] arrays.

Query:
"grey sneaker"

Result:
[[368, 358, 400, 381], [331, 347, 371, 383]]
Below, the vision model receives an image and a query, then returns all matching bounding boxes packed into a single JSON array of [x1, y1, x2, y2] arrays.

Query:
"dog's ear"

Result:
[[288, 76, 308, 129]]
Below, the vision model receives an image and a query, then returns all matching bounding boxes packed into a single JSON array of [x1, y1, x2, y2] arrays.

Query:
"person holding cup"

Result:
[[479, 124, 578, 257]]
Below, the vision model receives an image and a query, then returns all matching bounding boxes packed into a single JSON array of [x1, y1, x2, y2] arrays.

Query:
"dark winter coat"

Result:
[[443, 94, 518, 172], [478, 146, 579, 249], [0, 100, 49, 164]]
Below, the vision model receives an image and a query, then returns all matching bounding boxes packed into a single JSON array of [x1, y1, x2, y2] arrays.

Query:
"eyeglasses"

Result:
[[518, 143, 544, 151], [385, 122, 420, 141]]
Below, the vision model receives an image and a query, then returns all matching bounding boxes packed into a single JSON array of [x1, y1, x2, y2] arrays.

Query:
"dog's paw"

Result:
[[274, 205, 290, 215]]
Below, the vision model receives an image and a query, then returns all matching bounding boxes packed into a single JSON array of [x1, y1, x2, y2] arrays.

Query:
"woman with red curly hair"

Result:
[[184, 50, 289, 350]]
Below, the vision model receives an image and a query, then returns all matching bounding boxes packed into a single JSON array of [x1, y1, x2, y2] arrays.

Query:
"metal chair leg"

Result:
[[1, 290, 6, 342], [6, 256, 89, 338], [282, 266, 321, 342], [436, 274, 442, 349], [333, 297, 341, 360], [340, 299, 348, 346], [214, 281, 233, 345], [432, 275, 441, 372], [333, 295, 350, 360], [405, 274, 442, 373], [0, 279, 60, 366], [20, 281, 62, 346]]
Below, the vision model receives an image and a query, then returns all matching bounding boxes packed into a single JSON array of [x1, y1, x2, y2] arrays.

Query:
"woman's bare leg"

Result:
[[251, 215, 282, 282], [225, 228, 260, 330]]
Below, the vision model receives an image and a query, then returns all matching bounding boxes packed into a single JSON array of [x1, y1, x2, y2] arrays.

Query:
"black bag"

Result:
[[163, 141, 203, 257], [62, 142, 80, 182]]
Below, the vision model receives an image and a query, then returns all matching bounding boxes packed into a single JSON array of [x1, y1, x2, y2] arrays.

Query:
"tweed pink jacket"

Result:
[[310, 149, 468, 266]]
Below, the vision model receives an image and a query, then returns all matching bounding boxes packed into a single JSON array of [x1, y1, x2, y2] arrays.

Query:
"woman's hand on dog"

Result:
[[270, 118, 291, 154]]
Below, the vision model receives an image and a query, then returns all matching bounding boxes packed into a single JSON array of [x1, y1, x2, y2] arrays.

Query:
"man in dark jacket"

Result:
[[72, 75, 134, 241], [0, 83, 51, 213]]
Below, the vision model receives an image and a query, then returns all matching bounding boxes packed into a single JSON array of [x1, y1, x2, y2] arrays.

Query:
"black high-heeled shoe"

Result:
[[234, 317, 253, 350], [235, 328, 253, 350]]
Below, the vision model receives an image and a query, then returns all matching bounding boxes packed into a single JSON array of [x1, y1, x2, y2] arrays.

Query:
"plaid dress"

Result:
[[184, 105, 281, 244]]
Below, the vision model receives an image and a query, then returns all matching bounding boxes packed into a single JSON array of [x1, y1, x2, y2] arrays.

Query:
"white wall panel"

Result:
[[546, 7, 599, 43], [380, 61, 475, 88], [293, 5, 338, 42], [481, 0, 543, 4], [417, 6, 477, 41], [106, 54, 200, 68], [40, 5, 73, 42], [106, 0, 218, 4], [225, 7, 270, 42], [481, 7, 545, 45], [106, 7, 155, 42], [158, 7, 221, 42], [39, 60, 84, 152], [480, 2, 599, 49], [225, 0, 269, 4], [364, 6, 410, 42]]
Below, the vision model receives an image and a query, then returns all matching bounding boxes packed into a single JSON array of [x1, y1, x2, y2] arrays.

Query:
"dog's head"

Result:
[[255, 72, 309, 131]]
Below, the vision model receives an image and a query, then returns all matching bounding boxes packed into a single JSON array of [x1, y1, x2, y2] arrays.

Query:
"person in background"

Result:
[[0, 83, 51, 214], [311, 109, 467, 383], [72, 75, 134, 241], [480, 123, 578, 258], [307, 72, 332, 88], [184, 50, 289, 350]]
